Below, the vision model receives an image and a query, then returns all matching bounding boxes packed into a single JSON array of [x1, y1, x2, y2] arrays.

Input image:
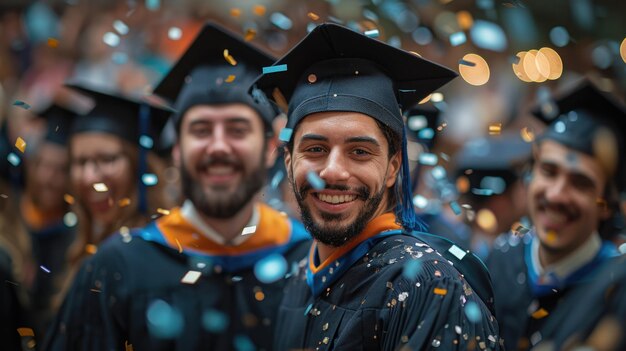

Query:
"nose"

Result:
[[81, 161, 104, 187], [319, 148, 350, 184], [544, 176, 569, 203], [205, 125, 232, 156]]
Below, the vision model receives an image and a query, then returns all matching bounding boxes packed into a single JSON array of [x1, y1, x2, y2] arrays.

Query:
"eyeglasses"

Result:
[[71, 153, 126, 174]]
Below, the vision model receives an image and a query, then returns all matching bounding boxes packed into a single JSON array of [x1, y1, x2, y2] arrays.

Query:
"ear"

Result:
[[283, 146, 293, 182], [385, 151, 402, 188], [172, 143, 181, 168]]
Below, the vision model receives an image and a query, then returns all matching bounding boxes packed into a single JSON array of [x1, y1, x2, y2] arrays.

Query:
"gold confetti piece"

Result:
[[47, 37, 59, 48], [175, 238, 183, 253], [254, 290, 265, 301], [156, 208, 170, 215], [322, 337, 329, 345], [307, 12, 320, 20], [225, 75, 236, 83], [531, 308, 549, 319], [433, 287, 448, 295], [93, 183, 108, 192], [520, 127, 535, 142], [125, 341, 134, 351], [181, 270, 202, 284], [244, 28, 257, 41], [85, 244, 98, 255], [223, 49, 237, 66], [15, 137, 26, 153], [252, 5, 266, 16], [119, 198, 131, 207], [456, 11, 473, 30], [546, 230, 558, 243], [512, 51, 532, 82], [230, 8, 241, 18], [539, 47, 563, 80], [456, 176, 470, 193], [488, 123, 502, 135], [64, 194, 75, 204], [476, 209, 498, 233], [17, 328, 35, 337]]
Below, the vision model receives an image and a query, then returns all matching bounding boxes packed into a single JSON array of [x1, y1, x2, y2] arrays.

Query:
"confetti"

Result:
[[307, 12, 320, 20], [476, 209, 497, 233], [119, 198, 131, 207], [403, 260, 423, 279], [145, 0, 160, 11], [17, 328, 35, 337], [103, 32, 120, 47], [449, 31, 467, 46], [488, 123, 502, 135], [64, 194, 75, 204], [202, 309, 228, 332], [470, 20, 507, 52], [40, 265, 51, 273], [520, 127, 535, 142], [175, 238, 183, 253], [142, 173, 158, 186], [234, 335, 256, 351], [418, 128, 435, 140], [242, 225, 256, 235], [146, 300, 184, 338], [63, 212, 78, 227], [112, 52, 128, 65], [448, 245, 467, 260], [431, 93, 444, 103], [364, 29, 379, 38], [546, 230, 558, 243], [244, 28, 256, 42], [450, 201, 462, 216], [459, 53, 490, 86], [262, 64, 288, 74], [13, 100, 31, 110], [254, 290, 265, 301], [7, 152, 21, 166], [531, 308, 549, 319], [252, 5, 266, 16], [223, 49, 237, 66], [270, 12, 293, 30], [168, 27, 182, 40], [93, 183, 109, 192], [539, 47, 563, 80], [225, 75, 236, 83], [113, 20, 129, 35], [85, 244, 98, 255], [549, 26, 570, 47], [156, 208, 170, 215], [465, 301, 482, 322], [254, 253, 288, 283], [230, 8, 241, 18], [433, 287, 448, 295], [412, 195, 428, 209], [180, 270, 201, 284], [304, 303, 313, 316], [432, 339, 441, 347], [418, 153, 438, 166], [278, 128, 293, 142], [139, 135, 153, 149], [47, 37, 59, 47], [15, 137, 26, 153], [306, 171, 325, 190], [512, 223, 530, 236]]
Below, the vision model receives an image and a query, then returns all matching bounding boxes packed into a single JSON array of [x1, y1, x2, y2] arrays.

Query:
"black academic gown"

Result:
[[488, 235, 618, 350], [1, 246, 24, 351], [43, 205, 310, 351], [275, 231, 502, 350], [536, 254, 626, 350]]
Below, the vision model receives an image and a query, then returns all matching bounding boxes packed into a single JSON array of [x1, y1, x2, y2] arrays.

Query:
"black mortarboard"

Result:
[[153, 21, 277, 131], [455, 134, 531, 196], [34, 103, 78, 146], [532, 80, 626, 191], [252, 23, 457, 232], [252, 23, 457, 136], [65, 83, 173, 147], [404, 104, 440, 150]]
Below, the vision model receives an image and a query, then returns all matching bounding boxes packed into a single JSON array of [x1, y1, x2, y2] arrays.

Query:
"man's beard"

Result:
[[292, 179, 386, 247], [180, 152, 266, 219]]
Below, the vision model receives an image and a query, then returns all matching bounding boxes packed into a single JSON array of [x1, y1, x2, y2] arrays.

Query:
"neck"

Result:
[[537, 234, 594, 267], [198, 200, 257, 243], [317, 242, 336, 263]]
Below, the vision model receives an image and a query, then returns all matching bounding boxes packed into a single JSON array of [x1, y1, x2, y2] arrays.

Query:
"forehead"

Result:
[[536, 140, 607, 182], [182, 103, 262, 126], [294, 111, 386, 142], [70, 132, 124, 154]]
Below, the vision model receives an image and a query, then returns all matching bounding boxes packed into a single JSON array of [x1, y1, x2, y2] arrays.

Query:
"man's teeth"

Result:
[[207, 166, 235, 175], [317, 193, 356, 204]]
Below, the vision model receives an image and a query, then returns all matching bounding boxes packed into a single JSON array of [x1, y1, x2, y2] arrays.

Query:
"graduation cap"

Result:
[[153, 21, 277, 131], [404, 104, 440, 150], [65, 83, 173, 147], [252, 23, 457, 232], [34, 103, 79, 146], [532, 79, 626, 191], [454, 134, 531, 196]]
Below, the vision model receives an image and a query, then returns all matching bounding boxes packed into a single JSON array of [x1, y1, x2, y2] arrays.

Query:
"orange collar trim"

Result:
[[20, 197, 65, 230]]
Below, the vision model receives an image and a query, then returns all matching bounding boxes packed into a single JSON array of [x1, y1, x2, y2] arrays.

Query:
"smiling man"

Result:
[[488, 80, 624, 350], [253, 23, 502, 350], [43, 23, 310, 351]]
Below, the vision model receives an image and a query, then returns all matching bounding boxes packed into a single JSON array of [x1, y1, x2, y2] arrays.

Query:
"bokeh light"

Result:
[[459, 53, 490, 86]]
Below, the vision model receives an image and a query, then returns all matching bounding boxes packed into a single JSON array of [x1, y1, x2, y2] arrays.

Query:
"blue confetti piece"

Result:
[[202, 309, 229, 333], [304, 303, 313, 316], [254, 253, 288, 284], [112, 52, 128, 65], [270, 12, 292, 30], [431, 166, 446, 180], [145, 0, 160, 11], [146, 300, 184, 338], [306, 171, 325, 190], [471, 188, 494, 196], [139, 135, 154, 149], [402, 259, 423, 280], [40, 265, 51, 273], [449, 32, 467, 46], [549, 26, 570, 47], [234, 334, 256, 351], [364, 29, 379, 38], [270, 170, 284, 189], [7, 152, 21, 166], [142, 173, 158, 186], [417, 128, 434, 140], [12, 100, 31, 110], [449, 201, 462, 216], [419, 153, 438, 166], [278, 128, 293, 142], [470, 20, 507, 52], [262, 64, 288, 74], [464, 301, 482, 323], [439, 153, 450, 162]]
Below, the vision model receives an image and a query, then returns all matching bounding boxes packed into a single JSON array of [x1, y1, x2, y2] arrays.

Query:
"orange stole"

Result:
[[308, 212, 401, 274], [155, 204, 292, 255], [20, 197, 65, 231]]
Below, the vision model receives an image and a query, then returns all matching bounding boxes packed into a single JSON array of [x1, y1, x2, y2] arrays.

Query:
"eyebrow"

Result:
[[299, 134, 381, 147], [300, 134, 328, 142], [539, 159, 598, 189], [188, 117, 252, 127]]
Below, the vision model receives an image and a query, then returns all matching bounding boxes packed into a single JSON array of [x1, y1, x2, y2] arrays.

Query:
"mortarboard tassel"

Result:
[[396, 128, 426, 233]]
